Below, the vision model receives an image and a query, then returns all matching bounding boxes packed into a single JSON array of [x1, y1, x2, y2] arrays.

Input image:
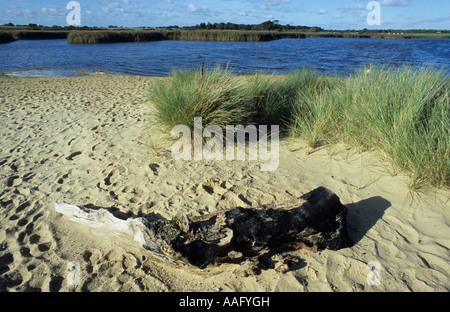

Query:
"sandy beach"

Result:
[[0, 74, 448, 292]]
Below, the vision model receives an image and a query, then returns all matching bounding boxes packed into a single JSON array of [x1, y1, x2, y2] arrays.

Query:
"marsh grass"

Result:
[[290, 65, 449, 189], [66, 30, 302, 44], [148, 66, 328, 133], [148, 66, 254, 132], [290, 84, 343, 150], [0, 32, 15, 43], [67, 31, 165, 44], [338, 66, 449, 189], [242, 68, 330, 128], [148, 64, 449, 190], [164, 30, 286, 42]]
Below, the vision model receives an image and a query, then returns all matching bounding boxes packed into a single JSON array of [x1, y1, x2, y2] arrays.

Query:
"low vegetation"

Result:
[[0, 32, 15, 43], [66, 30, 306, 43], [148, 65, 449, 190], [1, 21, 448, 44], [67, 31, 165, 44]]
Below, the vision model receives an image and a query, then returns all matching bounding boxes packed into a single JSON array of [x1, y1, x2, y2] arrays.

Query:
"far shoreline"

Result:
[[2, 64, 449, 79], [1, 28, 449, 45]]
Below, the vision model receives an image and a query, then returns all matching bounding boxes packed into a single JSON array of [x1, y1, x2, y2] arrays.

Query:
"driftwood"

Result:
[[55, 186, 353, 275]]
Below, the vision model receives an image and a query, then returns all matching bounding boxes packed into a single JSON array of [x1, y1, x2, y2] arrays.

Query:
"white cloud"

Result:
[[380, 0, 411, 7], [186, 4, 197, 12], [266, 0, 290, 6], [42, 7, 57, 13], [185, 3, 210, 14], [339, 3, 365, 12], [340, 0, 411, 12], [316, 9, 327, 15]]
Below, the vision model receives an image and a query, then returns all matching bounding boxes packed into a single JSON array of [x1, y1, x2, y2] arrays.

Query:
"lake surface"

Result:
[[0, 38, 449, 77]]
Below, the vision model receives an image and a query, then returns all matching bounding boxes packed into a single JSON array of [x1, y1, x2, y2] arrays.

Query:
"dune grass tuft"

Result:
[[289, 65, 449, 189], [148, 64, 449, 190], [148, 66, 254, 131], [338, 66, 449, 189]]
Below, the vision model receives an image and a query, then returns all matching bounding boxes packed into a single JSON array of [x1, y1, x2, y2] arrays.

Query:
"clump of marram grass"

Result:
[[339, 66, 449, 190], [289, 65, 449, 189], [289, 84, 342, 150], [148, 65, 254, 132], [148, 64, 449, 190], [148, 66, 328, 133], [241, 68, 330, 128]]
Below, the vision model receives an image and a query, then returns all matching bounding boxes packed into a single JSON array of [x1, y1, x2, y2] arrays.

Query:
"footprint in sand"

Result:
[[22, 172, 35, 182], [149, 163, 160, 176], [0, 252, 14, 275], [9, 158, 25, 172], [57, 173, 70, 185], [0, 270, 23, 291], [104, 168, 121, 186], [7, 176, 21, 188], [188, 179, 255, 210], [0, 158, 8, 166], [195, 179, 233, 196], [66, 151, 82, 161]]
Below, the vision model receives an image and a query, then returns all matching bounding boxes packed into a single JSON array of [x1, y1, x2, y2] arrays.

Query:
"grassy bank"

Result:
[[67, 31, 165, 44], [65, 30, 449, 44], [0, 30, 70, 42], [303, 32, 450, 39], [1, 28, 448, 44], [67, 30, 306, 43], [0, 32, 15, 43], [148, 65, 449, 190], [163, 30, 305, 41], [10, 30, 69, 40]]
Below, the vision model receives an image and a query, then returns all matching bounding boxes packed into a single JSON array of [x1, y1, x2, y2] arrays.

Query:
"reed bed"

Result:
[[0, 31, 69, 42], [165, 30, 305, 42], [66, 30, 305, 44], [148, 65, 449, 190], [0, 32, 15, 43], [67, 31, 165, 44]]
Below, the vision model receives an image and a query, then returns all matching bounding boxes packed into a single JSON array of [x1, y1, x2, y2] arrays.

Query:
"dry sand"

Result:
[[0, 75, 448, 292]]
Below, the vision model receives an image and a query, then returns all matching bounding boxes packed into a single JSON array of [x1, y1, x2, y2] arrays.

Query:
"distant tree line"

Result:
[[1, 21, 448, 34], [160, 20, 322, 32], [0, 23, 104, 31]]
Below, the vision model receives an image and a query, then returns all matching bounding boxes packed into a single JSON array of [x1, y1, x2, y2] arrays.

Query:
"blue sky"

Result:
[[0, 0, 449, 29]]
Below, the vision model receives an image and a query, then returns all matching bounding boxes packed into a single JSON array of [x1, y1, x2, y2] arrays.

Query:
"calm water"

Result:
[[0, 38, 449, 76]]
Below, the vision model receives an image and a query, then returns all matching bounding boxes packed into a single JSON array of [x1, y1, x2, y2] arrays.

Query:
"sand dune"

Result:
[[0, 75, 448, 292]]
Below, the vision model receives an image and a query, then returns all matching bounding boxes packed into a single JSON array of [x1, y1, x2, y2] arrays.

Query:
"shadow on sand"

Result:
[[346, 196, 392, 245]]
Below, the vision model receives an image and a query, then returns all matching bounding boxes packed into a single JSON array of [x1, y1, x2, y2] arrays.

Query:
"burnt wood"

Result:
[[55, 186, 353, 275]]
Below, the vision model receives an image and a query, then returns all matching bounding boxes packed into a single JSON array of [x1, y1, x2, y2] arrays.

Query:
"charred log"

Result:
[[55, 186, 353, 275]]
